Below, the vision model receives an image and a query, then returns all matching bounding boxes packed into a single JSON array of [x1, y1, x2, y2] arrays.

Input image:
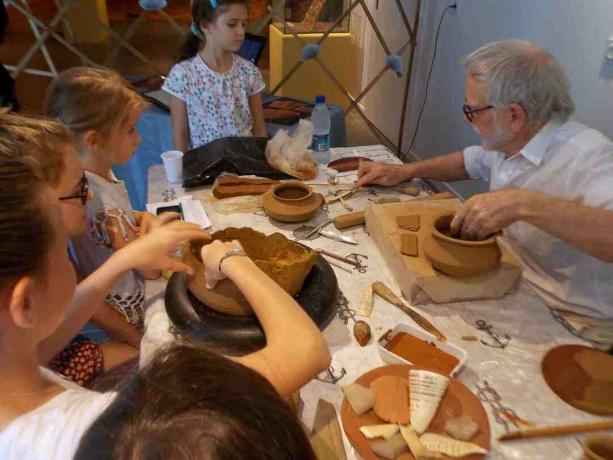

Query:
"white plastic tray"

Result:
[[377, 323, 468, 377]]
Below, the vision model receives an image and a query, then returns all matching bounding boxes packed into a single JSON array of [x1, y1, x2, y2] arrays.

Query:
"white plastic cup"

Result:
[[161, 150, 183, 184]]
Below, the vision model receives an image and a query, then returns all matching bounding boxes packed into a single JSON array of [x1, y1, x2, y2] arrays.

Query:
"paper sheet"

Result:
[[146, 195, 211, 228]]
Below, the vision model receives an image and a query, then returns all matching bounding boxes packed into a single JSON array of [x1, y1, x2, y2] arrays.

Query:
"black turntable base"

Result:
[[164, 254, 339, 354]]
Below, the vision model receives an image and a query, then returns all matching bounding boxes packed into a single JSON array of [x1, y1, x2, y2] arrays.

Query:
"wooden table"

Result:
[[141, 147, 609, 460]]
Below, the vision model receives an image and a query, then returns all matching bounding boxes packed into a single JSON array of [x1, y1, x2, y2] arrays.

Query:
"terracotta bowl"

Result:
[[263, 181, 323, 222], [582, 435, 613, 460], [184, 228, 317, 316], [423, 214, 501, 277]]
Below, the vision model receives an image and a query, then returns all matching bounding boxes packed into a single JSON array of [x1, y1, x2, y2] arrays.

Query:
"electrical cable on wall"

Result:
[[401, 2, 456, 162]]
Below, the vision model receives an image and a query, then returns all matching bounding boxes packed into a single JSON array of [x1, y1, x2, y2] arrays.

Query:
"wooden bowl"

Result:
[[263, 181, 323, 222], [423, 214, 501, 277], [582, 434, 613, 460]]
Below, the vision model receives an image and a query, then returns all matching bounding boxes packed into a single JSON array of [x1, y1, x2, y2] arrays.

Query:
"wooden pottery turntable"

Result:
[[423, 214, 502, 277], [263, 181, 323, 222], [165, 228, 338, 353]]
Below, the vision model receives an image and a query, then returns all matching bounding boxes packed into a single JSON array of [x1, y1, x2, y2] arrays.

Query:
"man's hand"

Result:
[[450, 188, 534, 240], [355, 161, 411, 187]]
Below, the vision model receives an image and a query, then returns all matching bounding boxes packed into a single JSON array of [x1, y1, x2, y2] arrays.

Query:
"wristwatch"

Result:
[[218, 248, 248, 272]]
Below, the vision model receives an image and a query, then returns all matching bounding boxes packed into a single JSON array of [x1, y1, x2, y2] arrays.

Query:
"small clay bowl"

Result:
[[423, 214, 501, 277], [263, 182, 323, 223], [582, 435, 613, 460], [272, 181, 313, 201]]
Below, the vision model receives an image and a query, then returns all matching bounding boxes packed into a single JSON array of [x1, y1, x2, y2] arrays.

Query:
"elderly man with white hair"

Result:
[[357, 39, 613, 342]]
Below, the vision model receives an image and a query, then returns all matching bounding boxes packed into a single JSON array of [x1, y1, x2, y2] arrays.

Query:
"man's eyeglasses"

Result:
[[463, 103, 494, 122], [59, 175, 89, 205]]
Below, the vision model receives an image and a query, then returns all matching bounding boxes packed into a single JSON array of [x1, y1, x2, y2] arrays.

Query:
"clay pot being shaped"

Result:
[[423, 214, 501, 277], [263, 181, 323, 222], [184, 228, 317, 316]]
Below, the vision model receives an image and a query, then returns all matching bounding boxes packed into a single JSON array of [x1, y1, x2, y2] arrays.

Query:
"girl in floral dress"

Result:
[[163, 0, 267, 152]]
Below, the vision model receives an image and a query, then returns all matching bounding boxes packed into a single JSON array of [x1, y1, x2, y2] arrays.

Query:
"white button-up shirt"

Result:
[[463, 121, 613, 319]]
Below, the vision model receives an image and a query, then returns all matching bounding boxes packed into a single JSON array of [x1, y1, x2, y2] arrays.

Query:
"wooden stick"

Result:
[[498, 420, 613, 441]]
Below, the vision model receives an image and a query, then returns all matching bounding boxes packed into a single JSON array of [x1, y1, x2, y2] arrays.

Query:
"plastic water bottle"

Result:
[[311, 94, 331, 165]]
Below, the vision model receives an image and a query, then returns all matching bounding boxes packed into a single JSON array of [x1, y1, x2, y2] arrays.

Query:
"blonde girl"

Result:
[[46, 66, 160, 331]]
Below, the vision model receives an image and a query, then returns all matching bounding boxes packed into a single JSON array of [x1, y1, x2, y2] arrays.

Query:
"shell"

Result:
[[359, 424, 399, 440], [419, 433, 488, 457], [409, 370, 449, 434], [354, 320, 372, 346]]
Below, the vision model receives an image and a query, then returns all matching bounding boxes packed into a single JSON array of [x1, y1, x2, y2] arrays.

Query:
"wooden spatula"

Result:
[[372, 281, 447, 342]]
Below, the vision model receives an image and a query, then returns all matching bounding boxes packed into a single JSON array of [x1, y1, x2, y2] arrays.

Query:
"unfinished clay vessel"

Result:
[[423, 214, 501, 277], [184, 227, 317, 316], [263, 181, 323, 222]]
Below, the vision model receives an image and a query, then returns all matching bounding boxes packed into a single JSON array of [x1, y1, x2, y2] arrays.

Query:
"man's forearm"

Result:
[[520, 192, 613, 262], [407, 151, 470, 182]]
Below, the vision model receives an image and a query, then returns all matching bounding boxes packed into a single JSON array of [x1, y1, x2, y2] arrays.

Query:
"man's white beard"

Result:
[[473, 118, 514, 151]]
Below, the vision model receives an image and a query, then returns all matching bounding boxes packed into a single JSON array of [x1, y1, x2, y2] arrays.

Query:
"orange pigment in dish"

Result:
[[384, 332, 459, 375]]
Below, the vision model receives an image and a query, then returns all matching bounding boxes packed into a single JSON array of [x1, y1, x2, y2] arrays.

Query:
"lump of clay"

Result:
[[444, 414, 480, 441], [359, 424, 399, 440], [341, 383, 375, 416], [212, 176, 279, 199], [371, 433, 409, 459], [401, 233, 419, 257], [184, 228, 317, 316], [397, 214, 420, 231], [419, 433, 487, 457], [370, 375, 410, 425]]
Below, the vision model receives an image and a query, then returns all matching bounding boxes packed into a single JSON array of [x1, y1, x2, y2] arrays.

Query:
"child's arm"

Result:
[[249, 92, 267, 138], [91, 300, 143, 348], [201, 241, 331, 397], [169, 95, 189, 152], [38, 220, 210, 364]]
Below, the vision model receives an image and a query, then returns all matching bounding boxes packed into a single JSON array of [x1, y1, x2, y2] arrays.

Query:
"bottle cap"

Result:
[[315, 94, 325, 104]]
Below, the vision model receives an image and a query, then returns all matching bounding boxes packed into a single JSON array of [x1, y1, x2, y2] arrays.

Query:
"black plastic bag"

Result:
[[182, 136, 291, 188]]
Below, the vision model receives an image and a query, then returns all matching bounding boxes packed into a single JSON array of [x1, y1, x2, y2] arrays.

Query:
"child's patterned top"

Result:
[[70, 171, 144, 329], [163, 54, 266, 150]]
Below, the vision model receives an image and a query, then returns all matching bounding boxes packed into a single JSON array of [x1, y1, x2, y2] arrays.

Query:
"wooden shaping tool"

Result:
[[390, 185, 420, 196], [412, 191, 455, 201], [498, 420, 613, 441], [372, 281, 447, 342]]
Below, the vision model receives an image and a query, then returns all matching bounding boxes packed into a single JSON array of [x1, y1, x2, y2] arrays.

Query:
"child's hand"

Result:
[[117, 220, 210, 275], [201, 240, 247, 289], [135, 211, 180, 236]]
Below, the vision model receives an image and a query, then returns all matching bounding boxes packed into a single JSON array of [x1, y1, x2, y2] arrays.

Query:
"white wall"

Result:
[[361, 0, 613, 198]]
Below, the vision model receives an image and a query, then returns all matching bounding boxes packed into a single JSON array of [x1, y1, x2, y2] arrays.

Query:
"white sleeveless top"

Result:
[[0, 368, 116, 460]]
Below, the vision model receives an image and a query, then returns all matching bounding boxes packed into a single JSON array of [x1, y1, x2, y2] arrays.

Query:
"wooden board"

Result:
[[340, 364, 490, 460], [310, 399, 348, 460], [364, 198, 522, 304]]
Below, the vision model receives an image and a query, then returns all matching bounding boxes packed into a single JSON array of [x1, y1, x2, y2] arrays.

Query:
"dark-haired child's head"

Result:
[[0, 112, 77, 348], [75, 344, 317, 460], [179, 0, 248, 61]]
